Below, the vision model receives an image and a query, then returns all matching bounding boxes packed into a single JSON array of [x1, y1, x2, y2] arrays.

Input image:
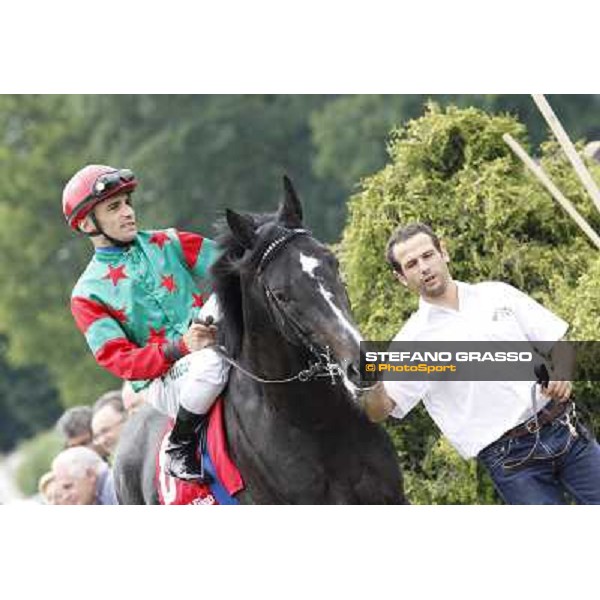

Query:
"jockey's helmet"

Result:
[[62, 165, 138, 231]]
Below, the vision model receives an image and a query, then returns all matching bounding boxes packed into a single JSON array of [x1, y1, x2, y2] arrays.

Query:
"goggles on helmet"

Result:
[[92, 169, 135, 197]]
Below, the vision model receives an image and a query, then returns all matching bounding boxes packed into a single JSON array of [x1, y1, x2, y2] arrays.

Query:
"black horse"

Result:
[[114, 177, 405, 504]]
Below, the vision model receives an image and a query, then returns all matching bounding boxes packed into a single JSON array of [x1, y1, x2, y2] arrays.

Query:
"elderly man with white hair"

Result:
[[52, 446, 118, 505]]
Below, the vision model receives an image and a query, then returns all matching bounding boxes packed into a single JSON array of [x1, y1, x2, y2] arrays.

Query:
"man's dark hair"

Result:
[[93, 389, 125, 416], [385, 222, 442, 274], [55, 406, 93, 441]]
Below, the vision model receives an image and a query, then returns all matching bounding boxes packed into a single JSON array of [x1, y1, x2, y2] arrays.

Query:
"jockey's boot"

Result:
[[165, 406, 213, 483]]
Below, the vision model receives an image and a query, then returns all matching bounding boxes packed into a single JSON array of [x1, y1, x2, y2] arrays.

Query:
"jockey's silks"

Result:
[[70, 229, 219, 392]]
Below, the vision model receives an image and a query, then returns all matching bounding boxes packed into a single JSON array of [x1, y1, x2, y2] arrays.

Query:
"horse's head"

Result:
[[223, 176, 367, 399]]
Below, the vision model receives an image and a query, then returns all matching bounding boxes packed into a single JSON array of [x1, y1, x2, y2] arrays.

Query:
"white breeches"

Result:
[[146, 347, 229, 418], [145, 296, 229, 417]]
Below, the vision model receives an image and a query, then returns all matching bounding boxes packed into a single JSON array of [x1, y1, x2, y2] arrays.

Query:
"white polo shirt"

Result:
[[383, 281, 568, 458]]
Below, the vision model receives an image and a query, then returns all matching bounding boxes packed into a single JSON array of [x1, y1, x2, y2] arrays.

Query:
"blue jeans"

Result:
[[478, 415, 600, 504]]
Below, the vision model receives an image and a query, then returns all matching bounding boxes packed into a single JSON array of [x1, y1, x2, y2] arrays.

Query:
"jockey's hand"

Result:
[[183, 321, 217, 352], [542, 379, 573, 403]]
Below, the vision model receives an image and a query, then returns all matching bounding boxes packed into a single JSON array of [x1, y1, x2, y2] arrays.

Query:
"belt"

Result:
[[502, 400, 573, 439]]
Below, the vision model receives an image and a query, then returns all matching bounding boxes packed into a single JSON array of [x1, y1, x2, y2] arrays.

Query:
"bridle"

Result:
[[214, 226, 346, 385]]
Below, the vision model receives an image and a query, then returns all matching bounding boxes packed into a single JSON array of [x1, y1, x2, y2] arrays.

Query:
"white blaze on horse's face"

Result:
[[300, 253, 320, 278], [317, 283, 362, 348], [299, 252, 363, 397], [299, 252, 362, 346], [317, 282, 363, 397]]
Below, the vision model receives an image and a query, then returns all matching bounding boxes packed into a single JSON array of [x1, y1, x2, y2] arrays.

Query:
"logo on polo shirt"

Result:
[[492, 307, 514, 321]]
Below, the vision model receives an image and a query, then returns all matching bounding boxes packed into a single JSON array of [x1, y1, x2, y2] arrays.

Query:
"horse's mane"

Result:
[[210, 211, 279, 358]]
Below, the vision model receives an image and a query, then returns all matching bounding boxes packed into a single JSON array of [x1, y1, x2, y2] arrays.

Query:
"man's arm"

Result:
[[71, 297, 212, 381], [363, 382, 396, 423], [544, 340, 576, 403]]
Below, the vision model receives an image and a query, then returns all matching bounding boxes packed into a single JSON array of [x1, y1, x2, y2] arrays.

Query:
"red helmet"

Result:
[[62, 165, 138, 231]]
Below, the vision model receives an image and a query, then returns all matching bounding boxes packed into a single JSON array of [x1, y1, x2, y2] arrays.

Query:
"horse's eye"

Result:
[[325, 253, 340, 270], [273, 290, 290, 304]]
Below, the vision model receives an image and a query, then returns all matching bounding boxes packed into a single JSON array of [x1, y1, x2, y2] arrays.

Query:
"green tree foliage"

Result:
[[340, 103, 600, 503], [79, 95, 343, 240], [15, 429, 62, 496], [548, 254, 600, 434], [479, 94, 600, 147], [311, 94, 600, 200], [311, 95, 428, 189], [0, 95, 120, 408], [0, 335, 62, 452]]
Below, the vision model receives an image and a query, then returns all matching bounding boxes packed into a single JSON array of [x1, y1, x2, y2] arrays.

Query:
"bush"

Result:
[[15, 429, 62, 496], [340, 103, 600, 504], [548, 254, 600, 434]]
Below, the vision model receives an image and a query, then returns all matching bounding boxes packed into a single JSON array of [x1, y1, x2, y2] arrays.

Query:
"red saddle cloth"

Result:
[[155, 397, 244, 505]]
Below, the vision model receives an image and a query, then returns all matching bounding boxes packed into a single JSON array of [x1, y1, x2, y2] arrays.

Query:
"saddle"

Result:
[[155, 398, 244, 505]]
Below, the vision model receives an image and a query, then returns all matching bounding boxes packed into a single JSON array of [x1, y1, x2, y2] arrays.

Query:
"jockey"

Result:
[[63, 165, 229, 483]]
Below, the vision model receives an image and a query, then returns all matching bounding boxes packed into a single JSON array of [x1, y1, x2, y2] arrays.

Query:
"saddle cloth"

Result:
[[155, 397, 244, 505]]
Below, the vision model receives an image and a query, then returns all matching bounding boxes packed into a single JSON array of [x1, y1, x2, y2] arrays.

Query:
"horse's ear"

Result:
[[277, 175, 303, 228], [226, 209, 257, 249]]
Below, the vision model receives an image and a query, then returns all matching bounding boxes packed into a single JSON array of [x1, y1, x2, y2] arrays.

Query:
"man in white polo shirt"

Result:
[[366, 222, 600, 504]]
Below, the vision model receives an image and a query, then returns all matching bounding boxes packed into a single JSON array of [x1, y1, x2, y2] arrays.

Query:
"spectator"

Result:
[[121, 381, 146, 417], [52, 446, 118, 505], [56, 406, 94, 449], [92, 390, 126, 460]]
